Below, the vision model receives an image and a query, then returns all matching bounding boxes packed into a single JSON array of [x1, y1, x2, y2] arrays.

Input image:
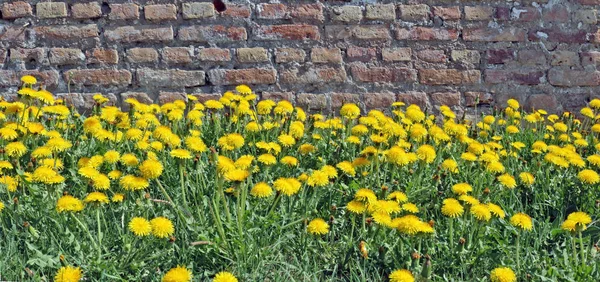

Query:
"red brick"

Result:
[[72, 2, 102, 19], [221, 4, 251, 18], [34, 25, 99, 40], [512, 7, 541, 22], [396, 27, 458, 41], [65, 69, 132, 86], [364, 92, 396, 110], [417, 50, 446, 63], [326, 25, 391, 41], [347, 46, 377, 62], [543, 5, 569, 22], [86, 49, 119, 65], [162, 47, 194, 64], [255, 25, 320, 41], [531, 29, 588, 43], [297, 93, 328, 111], [397, 91, 429, 108], [350, 64, 417, 83], [19, 70, 60, 89], [49, 48, 85, 65], [109, 3, 140, 20], [145, 4, 177, 21], [527, 94, 558, 111], [208, 68, 277, 85], [179, 25, 247, 42], [262, 92, 294, 102], [431, 92, 461, 107], [137, 69, 205, 87], [257, 4, 288, 19], [275, 48, 305, 63], [495, 7, 511, 21], [432, 6, 460, 20], [487, 49, 515, 64], [105, 26, 173, 43], [126, 48, 159, 63], [548, 69, 600, 86], [485, 70, 544, 85], [465, 92, 493, 107], [199, 48, 231, 62], [291, 4, 324, 22], [158, 92, 187, 104], [2, 1, 32, 19], [0, 70, 18, 87], [311, 48, 342, 64], [331, 93, 360, 109], [281, 67, 347, 84], [463, 28, 527, 42], [419, 69, 480, 85], [9, 48, 46, 64]]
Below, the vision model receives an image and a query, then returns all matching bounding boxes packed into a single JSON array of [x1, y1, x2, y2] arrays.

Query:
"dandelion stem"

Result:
[[71, 213, 100, 262], [516, 232, 521, 274], [579, 230, 585, 267], [449, 219, 454, 252], [179, 163, 187, 208]]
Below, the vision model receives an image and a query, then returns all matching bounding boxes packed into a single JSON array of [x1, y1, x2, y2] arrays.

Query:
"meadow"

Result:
[[0, 75, 598, 281]]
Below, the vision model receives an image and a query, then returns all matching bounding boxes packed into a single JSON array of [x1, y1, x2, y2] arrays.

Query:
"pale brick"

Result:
[[72, 2, 102, 19], [36, 2, 67, 19], [574, 9, 597, 24], [33, 25, 99, 40], [365, 4, 396, 21], [182, 2, 215, 19], [49, 48, 85, 65], [311, 48, 342, 64], [331, 6, 363, 23], [208, 68, 277, 85], [126, 48, 159, 63], [199, 48, 231, 62], [0, 70, 19, 87], [2, 1, 32, 19], [464, 6, 494, 21], [331, 93, 360, 109], [399, 4, 431, 21], [420, 69, 480, 85], [162, 47, 194, 64], [281, 67, 347, 84], [297, 94, 328, 111], [145, 4, 177, 21], [237, 48, 269, 63], [137, 69, 206, 87], [350, 65, 417, 83], [432, 6, 460, 20], [548, 68, 600, 86], [179, 25, 247, 42], [9, 48, 46, 64], [262, 92, 294, 102], [105, 26, 174, 43], [551, 51, 579, 66], [382, 48, 412, 62], [109, 4, 140, 20], [451, 50, 481, 64], [275, 48, 305, 63]]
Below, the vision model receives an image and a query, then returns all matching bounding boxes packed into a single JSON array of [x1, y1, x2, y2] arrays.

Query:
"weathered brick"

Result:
[[396, 27, 458, 41], [518, 50, 547, 66], [262, 92, 294, 102], [57, 93, 117, 114], [257, 4, 323, 22], [431, 92, 461, 107], [255, 25, 320, 41], [72, 2, 102, 19], [465, 6, 494, 21], [351, 64, 417, 83], [222, 5, 251, 18], [327, 25, 391, 41], [330, 6, 363, 23], [18, 70, 60, 89], [581, 51, 600, 68], [397, 91, 429, 108], [465, 92, 493, 107], [364, 92, 396, 110], [34, 25, 99, 40], [179, 25, 247, 42], [418, 50, 447, 63], [158, 92, 187, 104], [9, 48, 46, 64], [137, 69, 205, 87], [258, 4, 288, 19], [548, 68, 600, 86], [49, 48, 85, 65], [237, 48, 269, 63], [109, 3, 140, 20], [199, 48, 231, 62], [290, 4, 324, 22], [311, 48, 342, 64], [577, 0, 600, 4], [451, 50, 480, 65], [86, 49, 119, 65], [432, 6, 460, 20], [297, 94, 328, 111], [487, 49, 515, 64], [275, 48, 305, 63], [162, 47, 194, 64], [121, 92, 153, 110], [543, 5, 569, 23], [208, 68, 277, 85], [464, 28, 527, 42], [0, 70, 19, 87], [530, 29, 588, 43], [347, 46, 377, 62], [105, 26, 173, 43], [331, 93, 360, 109], [65, 69, 132, 86], [420, 69, 480, 85], [365, 4, 396, 21], [551, 51, 579, 66], [281, 67, 347, 84], [0, 26, 26, 43], [511, 7, 540, 22], [2, 1, 32, 19], [382, 48, 412, 62], [36, 2, 67, 19], [182, 2, 215, 19], [0, 49, 6, 66], [399, 4, 431, 21], [126, 48, 159, 63], [574, 10, 597, 24], [485, 70, 544, 85], [527, 94, 558, 111], [495, 7, 511, 21], [145, 4, 177, 21]]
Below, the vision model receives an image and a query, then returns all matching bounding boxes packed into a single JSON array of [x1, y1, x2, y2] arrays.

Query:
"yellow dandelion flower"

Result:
[[170, 149, 192, 160], [217, 133, 245, 151], [250, 182, 273, 198], [273, 177, 302, 196], [112, 193, 125, 203], [470, 204, 491, 222], [389, 269, 414, 282], [307, 218, 329, 235], [510, 213, 533, 231], [56, 195, 84, 213], [84, 192, 109, 204], [497, 174, 517, 189], [280, 156, 298, 166], [150, 216, 175, 238], [416, 144, 436, 164], [340, 103, 361, 119], [139, 159, 164, 179], [54, 266, 82, 282], [486, 203, 505, 218], [578, 169, 600, 184], [490, 267, 516, 282], [257, 154, 277, 165], [213, 272, 238, 282], [441, 198, 464, 218], [129, 217, 152, 237], [224, 169, 249, 182], [307, 170, 329, 187], [5, 142, 27, 158], [451, 183, 472, 195], [162, 266, 193, 282], [346, 200, 366, 214], [566, 211, 592, 230]]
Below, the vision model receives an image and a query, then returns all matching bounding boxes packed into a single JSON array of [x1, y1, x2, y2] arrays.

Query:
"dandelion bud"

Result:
[[59, 254, 65, 262], [459, 237, 466, 245], [421, 255, 432, 279], [483, 188, 490, 194], [366, 217, 373, 226], [378, 246, 385, 255], [27, 161, 34, 168], [144, 192, 150, 199], [428, 220, 435, 227], [359, 241, 368, 259], [23, 221, 30, 227], [393, 180, 399, 185], [0, 149, 4, 154], [329, 215, 335, 224], [331, 204, 337, 211], [63, 191, 68, 196], [13, 197, 18, 205], [381, 185, 388, 192], [169, 236, 176, 243], [411, 252, 421, 260]]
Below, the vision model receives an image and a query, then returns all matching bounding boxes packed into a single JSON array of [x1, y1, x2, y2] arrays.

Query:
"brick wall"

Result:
[[1, 0, 599, 115]]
